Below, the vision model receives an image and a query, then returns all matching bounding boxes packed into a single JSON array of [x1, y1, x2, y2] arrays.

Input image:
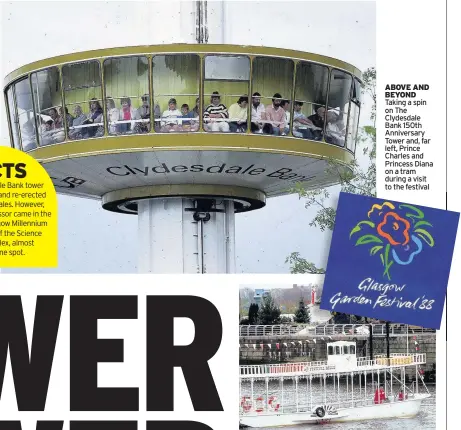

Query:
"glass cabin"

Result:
[[4, 44, 362, 154]]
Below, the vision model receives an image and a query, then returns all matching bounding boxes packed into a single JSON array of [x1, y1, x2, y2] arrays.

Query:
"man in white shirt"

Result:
[[281, 99, 291, 136], [161, 98, 182, 132], [293, 101, 315, 139], [251, 92, 265, 133]]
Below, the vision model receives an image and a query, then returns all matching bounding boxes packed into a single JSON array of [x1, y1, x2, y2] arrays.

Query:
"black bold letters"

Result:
[[70, 296, 138, 411], [0, 296, 63, 411], [147, 296, 223, 411]]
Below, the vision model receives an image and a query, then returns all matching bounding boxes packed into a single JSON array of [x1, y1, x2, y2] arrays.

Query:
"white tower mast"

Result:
[[137, 1, 235, 274]]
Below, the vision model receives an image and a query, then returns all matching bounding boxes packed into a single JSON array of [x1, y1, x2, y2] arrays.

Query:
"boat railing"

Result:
[[239, 361, 337, 376], [239, 354, 426, 377], [239, 323, 436, 337], [374, 353, 426, 366]]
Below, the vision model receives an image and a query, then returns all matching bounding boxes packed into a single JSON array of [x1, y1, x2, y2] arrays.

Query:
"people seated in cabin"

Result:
[[251, 92, 265, 134], [153, 101, 161, 132], [37, 114, 63, 145], [57, 106, 73, 130], [44, 108, 65, 143], [134, 93, 151, 133], [64, 107, 74, 129], [325, 109, 346, 147], [161, 98, 182, 132], [228, 96, 248, 133], [281, 99, 291, 135], [307, 106, 326, 140], [192, 97, 200, 118], [105, 97, 120, 134], [293, 101, 315, 140], [48, 107, 63, 130], [82, 98, 104, 138], [39, 117, 55, 146], [204, 91, 229, 132], [118, 97, 140, 134], [69, 105, 87, 140], [180, 103, 198, 131], [262, 93, 285, 136], [21, 118, 37, 150]]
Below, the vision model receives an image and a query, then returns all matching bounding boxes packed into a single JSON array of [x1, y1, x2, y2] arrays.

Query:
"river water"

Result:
[[241, 381, 436, 429]]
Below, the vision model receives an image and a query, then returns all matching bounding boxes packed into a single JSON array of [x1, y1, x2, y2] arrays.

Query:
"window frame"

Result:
[[4, 84, 22, 151], [30, 66, 64, 146], [103, 54, 151, 135], [293, 60, 330, 140], [61, 59, 104, 141], [328, 67, 354, 150], [152, 52, 201, 133]]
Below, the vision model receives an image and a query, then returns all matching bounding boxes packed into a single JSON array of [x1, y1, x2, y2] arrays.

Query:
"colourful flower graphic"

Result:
[[350, 202, 435, 280]]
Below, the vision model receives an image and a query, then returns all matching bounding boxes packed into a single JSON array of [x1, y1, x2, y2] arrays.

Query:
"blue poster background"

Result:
[[320, 192, 459, 329]]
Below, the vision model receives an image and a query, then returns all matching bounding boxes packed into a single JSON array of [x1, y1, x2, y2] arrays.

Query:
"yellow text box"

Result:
[[0, 146, 57, 267]]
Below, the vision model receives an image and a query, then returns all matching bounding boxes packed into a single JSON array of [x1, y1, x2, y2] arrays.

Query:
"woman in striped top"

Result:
[[203, 91, 230, 132]]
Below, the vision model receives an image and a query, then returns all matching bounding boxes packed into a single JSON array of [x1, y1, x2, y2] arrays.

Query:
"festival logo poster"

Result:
[[320, 192, 459, 329]]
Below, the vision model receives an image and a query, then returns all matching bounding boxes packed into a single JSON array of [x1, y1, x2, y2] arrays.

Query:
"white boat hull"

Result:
[[239, 394, 430, 428]]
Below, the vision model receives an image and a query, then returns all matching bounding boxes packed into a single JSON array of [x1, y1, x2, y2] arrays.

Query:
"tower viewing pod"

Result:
[[3, 44, 362, 273]]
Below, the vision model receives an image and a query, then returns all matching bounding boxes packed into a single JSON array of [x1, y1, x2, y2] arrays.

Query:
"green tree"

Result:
[[248, 303, 259, 325], [294, 297, 310, 323], [258, 293, 281, 325], [286, 67, 376, 274]]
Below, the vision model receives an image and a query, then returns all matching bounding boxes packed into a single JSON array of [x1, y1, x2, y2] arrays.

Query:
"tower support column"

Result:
[[137, 198, 235, 273]]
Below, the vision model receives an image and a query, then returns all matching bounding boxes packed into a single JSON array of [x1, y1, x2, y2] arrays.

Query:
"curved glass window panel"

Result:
[[104, 56, 150, 135], [345, 78, 363, 153], [350, 345, 356, 355], [6, 86, 20, 150], [328, 346, 334, 355], [203, 55, 249, 134], [335, 346, 341, 355], [352, 78, 362, 104], [31, 67, 65, 146], [14, 78, 37, 151], [152, 54, 200, 133], [62, 61, 104, 140], [293, 62, 329, 141], [343, 345, 349, 354], [326, 69, 352, 148], [346, 101, 360, 153], [252, 57, 293, 136]]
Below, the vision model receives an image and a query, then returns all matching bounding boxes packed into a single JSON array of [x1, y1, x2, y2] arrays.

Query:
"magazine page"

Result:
[[0, 0, 454, 429]]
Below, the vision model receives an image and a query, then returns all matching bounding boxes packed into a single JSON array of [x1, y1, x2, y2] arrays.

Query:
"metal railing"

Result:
[[239, 323, 435, 338], [239, 353, 426, 378]]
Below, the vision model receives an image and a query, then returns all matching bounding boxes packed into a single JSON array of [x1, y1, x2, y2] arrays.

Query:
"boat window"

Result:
[[343, 345, 349, 354], [62, 60, 104, 141], [293, 61, 329, 141], [328, 346, 334, 355], [335, 346, 341, 355], [252, 57, 294, 136], [14, 77, 37, 151], [350, 345, 356, 354], [31, 67, 65, 146], [153, 54, 200, 133], [5, 85, 21, 150], [203, 55, 250, 134], [104, 56, 150, 135], [326, 69, 353, 148]]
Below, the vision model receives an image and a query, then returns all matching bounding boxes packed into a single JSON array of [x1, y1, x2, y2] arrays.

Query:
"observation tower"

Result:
[[3, 44, 362, 273]]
